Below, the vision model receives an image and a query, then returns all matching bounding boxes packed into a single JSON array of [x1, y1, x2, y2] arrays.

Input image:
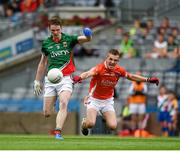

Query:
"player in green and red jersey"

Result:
[[33, 16, 92, 140]]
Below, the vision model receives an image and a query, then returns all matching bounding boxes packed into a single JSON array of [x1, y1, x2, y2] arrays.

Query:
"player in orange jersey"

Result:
[[73, 49, 159, 135]]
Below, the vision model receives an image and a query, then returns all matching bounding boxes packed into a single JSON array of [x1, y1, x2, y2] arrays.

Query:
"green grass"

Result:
[[0, 134, 180, 150]]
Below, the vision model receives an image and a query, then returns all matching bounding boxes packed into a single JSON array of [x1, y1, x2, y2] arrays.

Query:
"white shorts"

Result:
[[129, 103, 146, 114], [44, 76, 73, 97], [87, 96, 115, 113]]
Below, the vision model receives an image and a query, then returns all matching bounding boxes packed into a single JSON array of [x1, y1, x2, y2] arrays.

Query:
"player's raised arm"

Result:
[[78, 27, 93, 44], [126, 72, 159, 86]]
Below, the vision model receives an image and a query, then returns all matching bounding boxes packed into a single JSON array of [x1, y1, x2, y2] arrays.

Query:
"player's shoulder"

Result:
[[115, 65, 127, 77], [97, 62, 104, 67], [91, 63, 104, 73], [42, 36, 52, 45], [115, 64, 126, 71], [95, 63, 105, 70], [62, 32, 69, 37]]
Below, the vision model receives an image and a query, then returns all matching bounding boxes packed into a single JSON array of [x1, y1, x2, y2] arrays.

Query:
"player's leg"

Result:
[[55, 76, 73, 139], [43, 79, 57, 117], [81, 108, 98, 136], [54, 90, 71, 139], [43, 96, 56, 117], [101, 98, 117, 130], [103, 111, 117, 130], [84, 108, 98, 128], [57, 90, 71, 129], [81, 97, 98, 135]]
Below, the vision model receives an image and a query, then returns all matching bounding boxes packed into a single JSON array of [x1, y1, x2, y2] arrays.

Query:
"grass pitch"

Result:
[[0, 134, 180, 150]]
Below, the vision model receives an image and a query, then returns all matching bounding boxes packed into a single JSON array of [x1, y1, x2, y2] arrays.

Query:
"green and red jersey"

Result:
[[41, 33, 78, 76]]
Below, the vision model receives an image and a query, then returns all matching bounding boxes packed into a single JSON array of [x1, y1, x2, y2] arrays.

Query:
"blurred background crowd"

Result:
[[0, 0, 179, 137]]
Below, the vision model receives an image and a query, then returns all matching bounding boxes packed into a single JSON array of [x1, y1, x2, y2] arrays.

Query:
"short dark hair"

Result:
[[108, 49, 123, 58], [49, 16, 62, 27]]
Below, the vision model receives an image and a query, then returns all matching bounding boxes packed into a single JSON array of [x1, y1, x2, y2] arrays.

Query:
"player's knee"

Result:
[[108, 123, 117, 130], [60, 100, 68, 110]]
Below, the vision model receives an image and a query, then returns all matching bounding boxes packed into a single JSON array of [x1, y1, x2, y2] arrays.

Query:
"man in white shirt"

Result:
[[145, 34, 167, 58]]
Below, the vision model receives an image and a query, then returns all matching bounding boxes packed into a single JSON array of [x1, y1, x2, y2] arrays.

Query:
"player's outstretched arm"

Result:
[[73, 67, 96, 84], [78, 27, 92, 44], [126, 73, 159, 86], [34, 55, 48, 95]]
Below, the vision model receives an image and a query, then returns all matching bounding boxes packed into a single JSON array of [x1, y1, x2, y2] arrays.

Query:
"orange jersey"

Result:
[[128, 81, 147, 104], [89, 62, 127, 100]]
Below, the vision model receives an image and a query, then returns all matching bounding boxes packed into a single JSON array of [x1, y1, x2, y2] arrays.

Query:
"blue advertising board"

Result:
[[16, 38, 34, 54]]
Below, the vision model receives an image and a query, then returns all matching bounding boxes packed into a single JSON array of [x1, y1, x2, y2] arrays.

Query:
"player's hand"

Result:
[[72, 76, 82, 84], [33, 80, 42, 95], [83, 27, 92, 37], [147, 77, 159, 86]]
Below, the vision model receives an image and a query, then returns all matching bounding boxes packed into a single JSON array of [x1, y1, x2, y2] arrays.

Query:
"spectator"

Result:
[[157, 85, 169, 136], [119, 32, 136, 58], [138, 27, 150, 44], [160, 16, 171, 31], [127, 72, 148, 134], [171, 27, 179, 44], [167, 91, 179, 136], [73, 44, 99, 57], [0, 0, 9, 16], [20, 0, 40, 13], [157, 27, 167, 39], [145, 34, 167, 58], [5, 5, 22, 27], [10, 0, 21, 13], [167, 34, 179, 58], [147, 19, 154, 31], [146, 19, 156, 36], [129, 18, 141, 36], [115, 25, 124, 36]]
